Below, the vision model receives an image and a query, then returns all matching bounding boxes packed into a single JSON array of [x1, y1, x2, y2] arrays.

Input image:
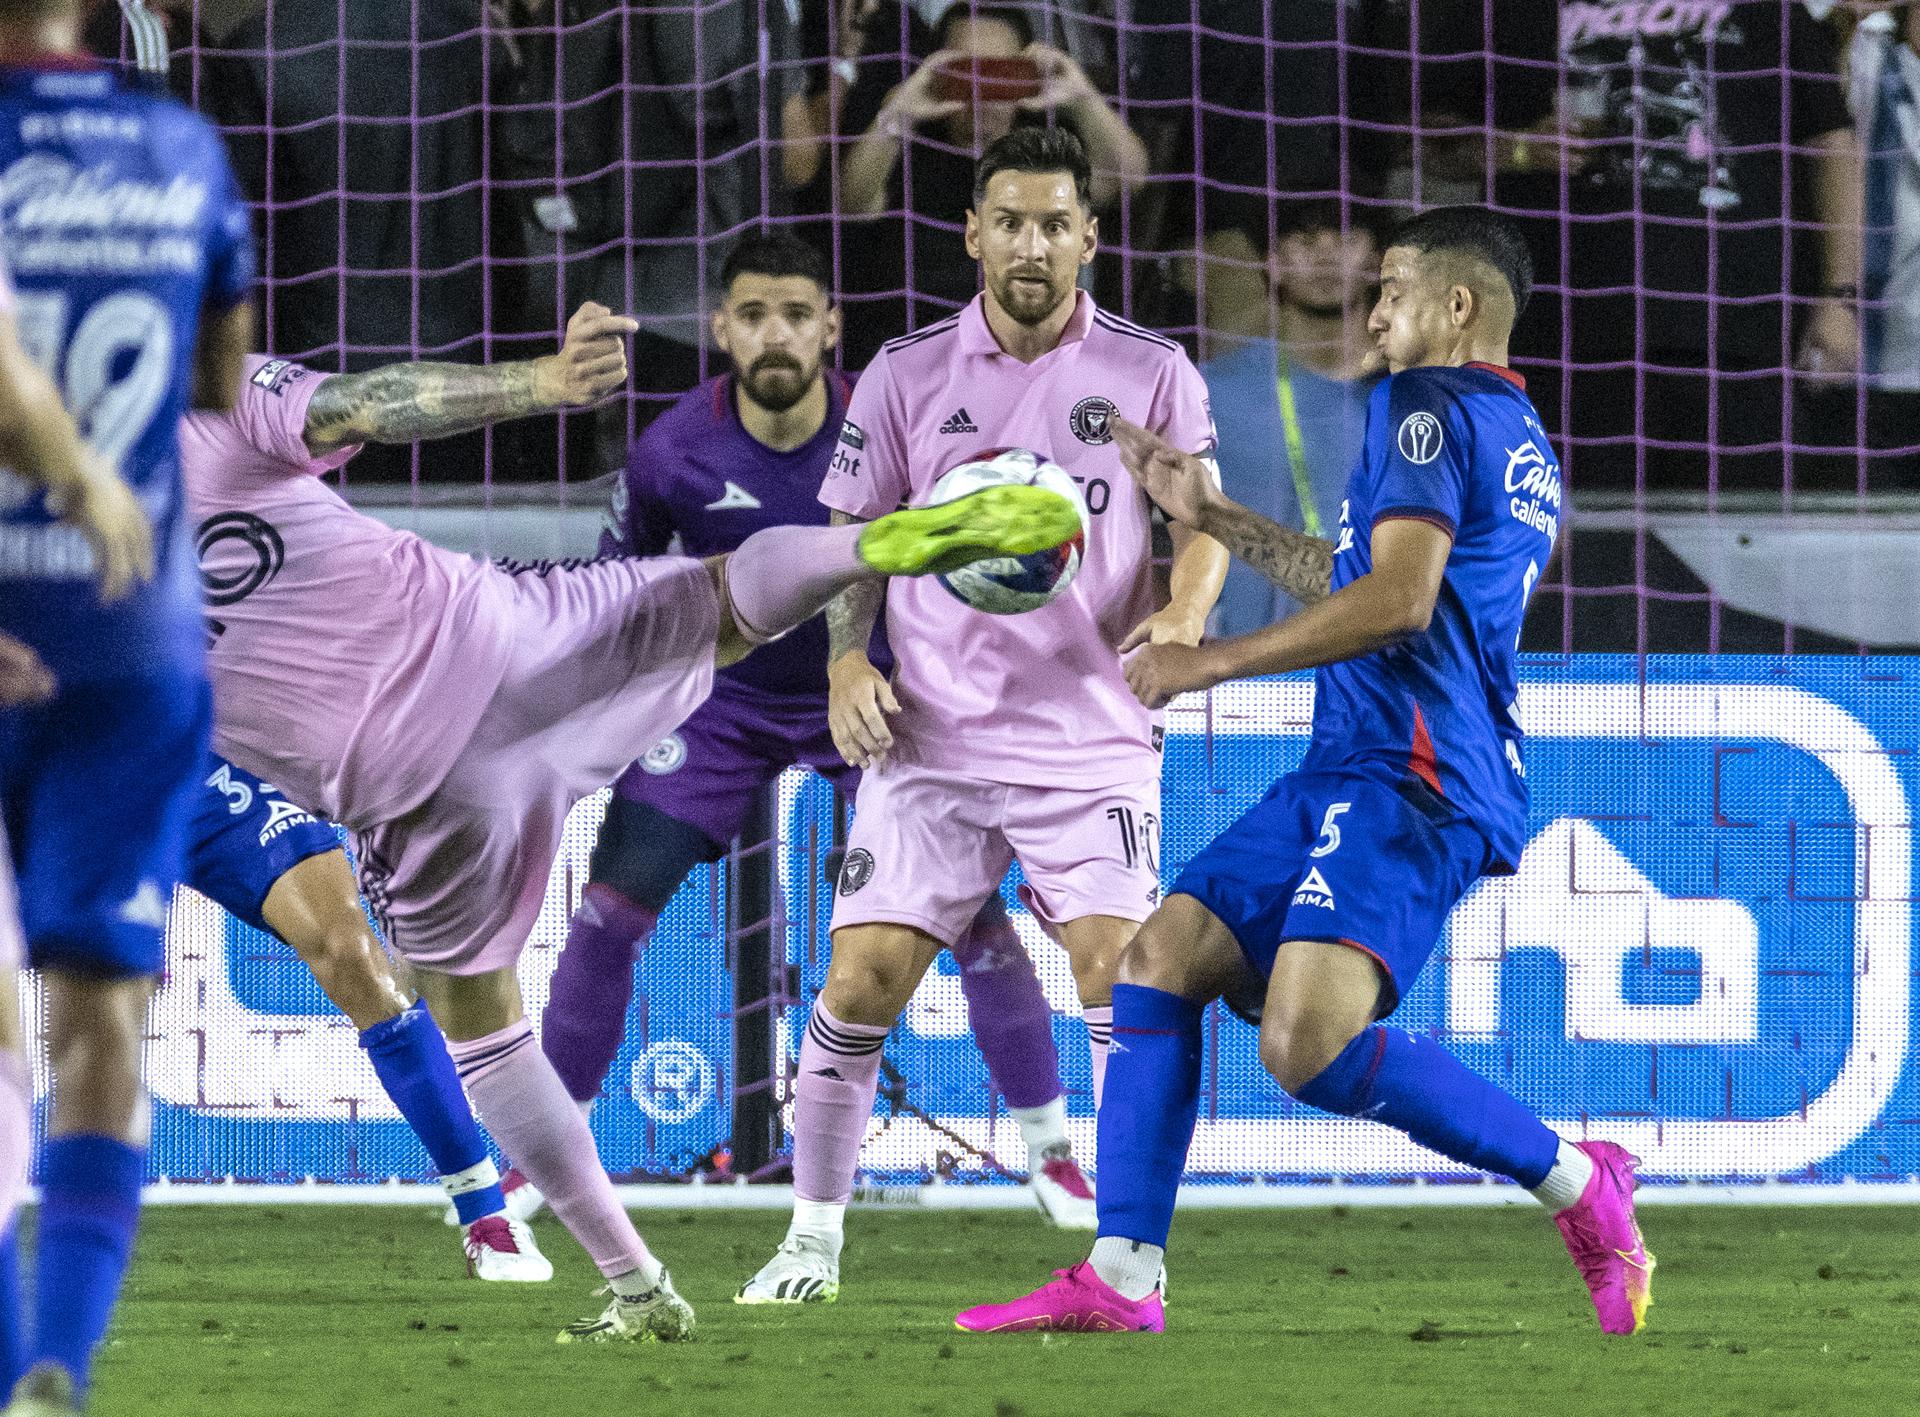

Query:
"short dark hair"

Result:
[[933, 4, 1034, 52], [973, 126, 1093, 213], [719, 231, 831, 297], [1387, 205, 1534, 319]]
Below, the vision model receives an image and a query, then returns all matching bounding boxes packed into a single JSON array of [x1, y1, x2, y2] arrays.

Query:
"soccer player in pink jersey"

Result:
[[738, 128, 1228, 1305], [178, 304, 1077, 1344]]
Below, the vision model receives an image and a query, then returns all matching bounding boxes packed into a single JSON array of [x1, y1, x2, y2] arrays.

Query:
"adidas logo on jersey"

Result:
[[1291, 867, 1336, 911], [938, 408, 979, 435], [705, 481, 763, 511]]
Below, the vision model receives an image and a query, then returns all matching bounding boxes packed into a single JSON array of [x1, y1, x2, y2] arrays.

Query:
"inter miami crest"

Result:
[[1069, 395, 1117, 445], [837, 848, 875, 896]]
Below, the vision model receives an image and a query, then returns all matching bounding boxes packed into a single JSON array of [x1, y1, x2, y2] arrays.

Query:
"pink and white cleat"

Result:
[[1029, 1146, 1098, 1230], [441, 1166, 547, 1227], [463, 1214, 555, 1282], [955, 1262, 1164, 1334], [1552, 1140, 1654, 1335]]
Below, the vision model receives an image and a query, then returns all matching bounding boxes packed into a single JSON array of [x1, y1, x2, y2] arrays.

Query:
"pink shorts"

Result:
[[355, 556, 718, 975], [829, 762, 1163, 945]]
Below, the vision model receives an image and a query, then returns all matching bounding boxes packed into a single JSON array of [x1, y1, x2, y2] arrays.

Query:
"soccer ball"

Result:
[[930, 447, 1086, 615]]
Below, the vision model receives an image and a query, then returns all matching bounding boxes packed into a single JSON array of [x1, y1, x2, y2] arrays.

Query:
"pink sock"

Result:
[[1083, 1005, 1113, 1109], [449, 1021, 660, 1282], [0, 1050, 28, 1231], [951, 904, 1061, 1111], [791, 1003, 888, 1204], [725, 524, 871, 644]]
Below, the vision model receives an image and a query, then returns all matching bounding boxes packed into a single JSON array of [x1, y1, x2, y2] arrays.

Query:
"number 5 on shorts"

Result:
[[1311, 802, 1351, 858]]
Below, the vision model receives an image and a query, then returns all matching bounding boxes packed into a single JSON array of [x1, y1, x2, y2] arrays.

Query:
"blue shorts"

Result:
[[1170, 767, 1494, 1018], [185, 757, 342, 933], [0, 673, 212, 977]]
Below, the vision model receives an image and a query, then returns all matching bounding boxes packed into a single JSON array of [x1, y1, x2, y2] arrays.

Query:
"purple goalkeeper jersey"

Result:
[[603, 372, 879, 698]]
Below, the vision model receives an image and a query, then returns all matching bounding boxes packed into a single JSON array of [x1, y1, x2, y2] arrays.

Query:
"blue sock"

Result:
[[1093, 984, 1205, 1248], [360, 1002, 503, 1225], [0, 1220, 22, 1392], [34, 1134, 144, 1392], [1295, 1026, 1559, 1187]]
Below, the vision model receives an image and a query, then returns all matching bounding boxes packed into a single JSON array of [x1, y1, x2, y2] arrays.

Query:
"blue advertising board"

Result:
[[135, 657, 1919, 1191]]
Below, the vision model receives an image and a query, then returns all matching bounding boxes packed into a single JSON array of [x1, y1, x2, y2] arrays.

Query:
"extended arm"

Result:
[[1192, 497, 1333, 607], [1110, 415, 1333, 607], [303, 302, 638, 456], [1124, 518, 1450, 709]]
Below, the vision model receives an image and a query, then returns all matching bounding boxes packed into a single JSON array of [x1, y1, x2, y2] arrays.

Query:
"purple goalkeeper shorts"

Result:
[[613, 680, 856, 844]]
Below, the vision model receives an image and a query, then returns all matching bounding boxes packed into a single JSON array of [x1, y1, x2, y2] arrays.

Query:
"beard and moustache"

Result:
[[740, 351, 820, 414], [990, 263, 1071, 327]]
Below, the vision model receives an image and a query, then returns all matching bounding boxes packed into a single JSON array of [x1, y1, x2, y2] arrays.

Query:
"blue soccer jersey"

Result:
[[0, 57, 254, 683], [1301, 362, 1560, 869]]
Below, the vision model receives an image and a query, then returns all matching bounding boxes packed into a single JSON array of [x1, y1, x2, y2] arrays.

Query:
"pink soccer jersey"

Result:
[[180, 357, 518, 826], [819, 293, 1215, 788]]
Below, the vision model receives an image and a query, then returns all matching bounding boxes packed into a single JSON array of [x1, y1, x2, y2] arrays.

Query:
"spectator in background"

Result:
[[1125, 0, 1349, 352], [202, 2, 492, 484], [1799, 2, 1920, 484], [1353, 0, 1559, 209], [1200, 202, 1382, 638], [489, 0, 803, 470], [1536, 0, 1860, 492], [832, 4, 1147, 351]]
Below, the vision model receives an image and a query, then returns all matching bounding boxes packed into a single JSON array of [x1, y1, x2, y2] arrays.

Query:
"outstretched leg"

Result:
[[416, 966, 696, 1343], [1264, 940, 1651, 1335], [713, 482, 1083, 655]]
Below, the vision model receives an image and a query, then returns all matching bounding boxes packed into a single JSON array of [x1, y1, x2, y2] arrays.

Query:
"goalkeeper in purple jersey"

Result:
[[960, 207, 1653, 1339], [511, 234, 1098, 1240]]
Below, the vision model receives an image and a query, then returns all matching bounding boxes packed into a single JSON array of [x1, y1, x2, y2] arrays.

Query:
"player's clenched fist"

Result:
[[1110, 415, 1219, 528], [1123, 640, 1224, 711], [828, 652, 900, 771], [539, 301, 641, 407]]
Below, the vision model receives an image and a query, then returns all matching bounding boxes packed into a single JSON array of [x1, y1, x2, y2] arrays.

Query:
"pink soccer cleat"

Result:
[[1553, 1140, 1655, 1335], [955, 1263, 1164, 1334]]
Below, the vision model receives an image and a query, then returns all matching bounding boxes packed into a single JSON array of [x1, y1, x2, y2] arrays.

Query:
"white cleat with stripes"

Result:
[[556, 1271, 697, 1344], [734, 1236, 841, 1305]]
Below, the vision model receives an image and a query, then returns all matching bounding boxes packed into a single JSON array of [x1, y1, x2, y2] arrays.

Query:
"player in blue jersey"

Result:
[[0, 1, 255, 1407], [180, 755, 552, 1282], [522, 234, 1097, 1243], [957, 207, 1653, 1339], [0, 218, 163, 1402]]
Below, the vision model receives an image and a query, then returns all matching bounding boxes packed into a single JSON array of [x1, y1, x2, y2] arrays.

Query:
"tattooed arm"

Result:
[[1190, 496, 1333, 607], [303, 302, 639, 456], [824, 510, 899, 770], [1109, 415, 1333, 606]]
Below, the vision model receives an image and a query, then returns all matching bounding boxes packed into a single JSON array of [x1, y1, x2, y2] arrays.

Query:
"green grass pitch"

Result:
[[91, 1204, 1920, 1417]]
